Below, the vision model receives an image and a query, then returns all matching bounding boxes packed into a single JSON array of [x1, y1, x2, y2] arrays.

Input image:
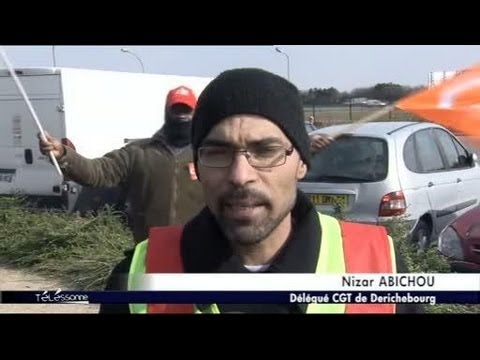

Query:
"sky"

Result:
[[3, 45, 480, 92]]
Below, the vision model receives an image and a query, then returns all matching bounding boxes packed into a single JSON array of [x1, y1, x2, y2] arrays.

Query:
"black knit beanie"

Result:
[[192, 68, 311, 168]]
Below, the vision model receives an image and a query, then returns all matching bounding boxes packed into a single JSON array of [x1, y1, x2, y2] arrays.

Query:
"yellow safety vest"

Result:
[[128, 213, 396, 314]]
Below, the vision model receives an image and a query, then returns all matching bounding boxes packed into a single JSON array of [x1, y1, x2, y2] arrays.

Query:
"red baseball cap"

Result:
[[166, 86, 197, 109]]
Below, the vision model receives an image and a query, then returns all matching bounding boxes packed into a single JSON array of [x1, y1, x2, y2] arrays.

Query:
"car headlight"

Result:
[[438, 226, 464, 260]]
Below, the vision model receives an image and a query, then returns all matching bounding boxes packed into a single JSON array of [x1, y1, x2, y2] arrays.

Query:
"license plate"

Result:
[[0, 169, 15, 183], [309, 194, 348, 208]]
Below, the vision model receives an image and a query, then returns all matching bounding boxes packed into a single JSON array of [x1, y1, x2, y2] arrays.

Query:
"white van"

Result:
[[0, 67, 212, 210]]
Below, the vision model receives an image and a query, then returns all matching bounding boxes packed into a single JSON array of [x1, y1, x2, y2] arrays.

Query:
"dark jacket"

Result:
[[59, 129, 204, 242], [101, 191, 423, 314]]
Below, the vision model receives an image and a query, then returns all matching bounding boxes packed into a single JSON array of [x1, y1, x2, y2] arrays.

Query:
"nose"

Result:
[[227, 152, 258, 187]]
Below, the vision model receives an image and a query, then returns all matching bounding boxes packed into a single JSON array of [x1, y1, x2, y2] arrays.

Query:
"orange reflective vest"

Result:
[[129, 213, 397, 314]]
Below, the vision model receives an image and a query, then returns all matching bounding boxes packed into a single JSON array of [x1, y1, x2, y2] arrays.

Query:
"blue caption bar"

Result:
[[0, 291, 479, 304]]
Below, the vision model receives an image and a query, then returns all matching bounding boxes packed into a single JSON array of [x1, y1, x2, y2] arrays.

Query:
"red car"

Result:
[[438, 206, 480, 272]]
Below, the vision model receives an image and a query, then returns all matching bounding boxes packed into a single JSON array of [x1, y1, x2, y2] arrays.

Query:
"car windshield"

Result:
[[303, 136, 388, 183]]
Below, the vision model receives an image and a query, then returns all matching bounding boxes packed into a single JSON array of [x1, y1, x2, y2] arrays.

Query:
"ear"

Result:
[[296, 160, 308, 180]]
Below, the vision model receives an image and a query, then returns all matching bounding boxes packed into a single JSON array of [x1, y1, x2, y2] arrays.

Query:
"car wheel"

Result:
[[411, 219, 432, 251]]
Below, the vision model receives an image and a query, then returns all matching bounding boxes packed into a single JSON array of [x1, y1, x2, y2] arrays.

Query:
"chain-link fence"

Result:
[[304, 105, 421, 128]]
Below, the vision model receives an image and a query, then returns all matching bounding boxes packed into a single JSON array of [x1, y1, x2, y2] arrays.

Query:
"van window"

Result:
[[433, 129, 464, 169], [452, 137, 472, 168], [415, 129, 445, 172], [403, 135, 420, 172], [303, 136, 388, 183], [435, 129, 471, 169]]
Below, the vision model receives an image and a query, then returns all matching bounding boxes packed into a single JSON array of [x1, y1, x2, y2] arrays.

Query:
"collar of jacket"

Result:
[[150, 128, 191, 155], [181, 190, 321, 274]]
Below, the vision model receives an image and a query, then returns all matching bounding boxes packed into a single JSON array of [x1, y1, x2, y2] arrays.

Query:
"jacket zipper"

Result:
[[170, 158, 179, 224]]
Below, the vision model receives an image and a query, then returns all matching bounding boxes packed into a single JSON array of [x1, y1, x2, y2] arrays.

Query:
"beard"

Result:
[[215, 186, 295, 247]]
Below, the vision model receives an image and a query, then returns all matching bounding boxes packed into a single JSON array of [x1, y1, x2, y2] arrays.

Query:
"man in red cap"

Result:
[[39, 85, 204, 243]]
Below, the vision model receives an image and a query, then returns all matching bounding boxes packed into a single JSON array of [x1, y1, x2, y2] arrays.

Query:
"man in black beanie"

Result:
[[104, 68, 420, 314]]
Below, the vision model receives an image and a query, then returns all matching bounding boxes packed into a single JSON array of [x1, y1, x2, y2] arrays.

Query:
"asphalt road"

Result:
[[0, 265, 99, 314]]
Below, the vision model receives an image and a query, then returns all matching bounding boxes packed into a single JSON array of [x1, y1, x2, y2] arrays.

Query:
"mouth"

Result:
[[224, 200, 264, 207], [222, 200, 267, 220]]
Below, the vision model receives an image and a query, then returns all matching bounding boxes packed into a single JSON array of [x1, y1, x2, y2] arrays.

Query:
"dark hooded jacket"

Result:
[[58, 129, 204, 242]]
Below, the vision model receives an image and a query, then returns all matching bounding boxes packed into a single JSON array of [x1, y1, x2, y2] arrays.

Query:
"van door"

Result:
[[433, 129, 480, 217], [414, 128, 459, 235], [0, 96, 64, 197]]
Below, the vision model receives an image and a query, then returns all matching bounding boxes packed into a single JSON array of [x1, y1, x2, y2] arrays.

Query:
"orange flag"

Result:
[[396, 65, 480, 136]]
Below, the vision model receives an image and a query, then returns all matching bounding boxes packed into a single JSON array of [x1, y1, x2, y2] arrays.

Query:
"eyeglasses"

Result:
[[198, 145, 295, 168]]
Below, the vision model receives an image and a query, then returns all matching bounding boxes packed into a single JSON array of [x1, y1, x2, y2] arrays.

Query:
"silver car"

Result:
[[298, 121, 480, 249]]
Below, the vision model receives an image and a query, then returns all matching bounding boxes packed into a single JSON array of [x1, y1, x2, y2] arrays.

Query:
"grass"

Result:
[[0, 196, 132, 290]]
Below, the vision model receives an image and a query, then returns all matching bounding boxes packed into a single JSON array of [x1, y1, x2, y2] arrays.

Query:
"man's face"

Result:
[[197, 115, 307, 246], [166, 103, 194, 122]]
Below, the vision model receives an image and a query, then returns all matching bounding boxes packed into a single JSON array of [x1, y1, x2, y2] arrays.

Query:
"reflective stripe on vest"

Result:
[[128, 213, 396, 314], [310, 214, 396, 314]]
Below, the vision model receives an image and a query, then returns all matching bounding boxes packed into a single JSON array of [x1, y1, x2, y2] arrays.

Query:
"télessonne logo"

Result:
[[35, 289, 90, 304]]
